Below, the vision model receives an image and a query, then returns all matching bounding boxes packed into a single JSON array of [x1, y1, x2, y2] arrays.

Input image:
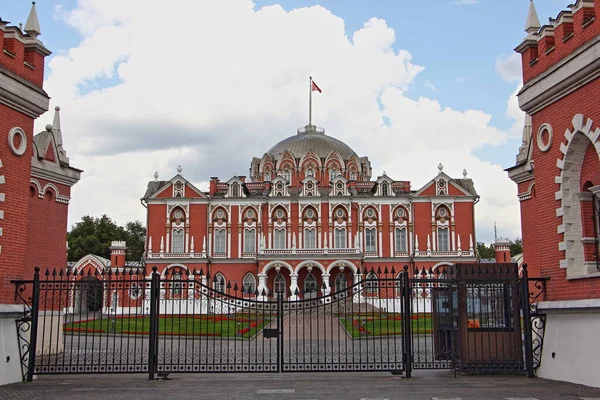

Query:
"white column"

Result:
[[299, 228, 303, 249], [451, 229, 456, 251], [289, 273, 299, 300], [185, 232, 189, 252], [329, 230, 333, 250], [389, 228, 394, 257], [378, 229, 383, 257], [207, 233, 212, 257], [352, 273, 361, 302], [287, 230, 291, 249], [166, 232, 170, 253], [257, 273, 269, 301], [268, 230, 272, 249], [227, 229, 231, 257], [347, 228, 352, 249], [238, 229, 242, 257]]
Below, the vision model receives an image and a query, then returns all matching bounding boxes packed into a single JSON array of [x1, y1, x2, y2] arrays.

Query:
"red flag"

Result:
[[311, 80, 322, 93]]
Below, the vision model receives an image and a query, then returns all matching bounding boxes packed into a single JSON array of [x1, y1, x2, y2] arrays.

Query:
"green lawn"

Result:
[[340, 314, 432, 338], [64, 315, 272, 338]]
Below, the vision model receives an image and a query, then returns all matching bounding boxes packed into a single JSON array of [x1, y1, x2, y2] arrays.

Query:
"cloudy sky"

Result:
[[4, 0, 568, 244]]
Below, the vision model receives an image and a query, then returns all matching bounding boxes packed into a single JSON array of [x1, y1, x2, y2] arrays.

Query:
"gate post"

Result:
[[402, 265, 412, 378], [521, 264, 535, 377], [148, 266, 159, 380], [277, 292, 283, 373], [26, 267, 41, 382]]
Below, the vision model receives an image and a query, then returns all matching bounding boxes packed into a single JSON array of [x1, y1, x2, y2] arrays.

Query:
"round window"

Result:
[[336, 209, 344, 218], [366, 208, 374, 218], [307, 182, 313, 189], [396, 208, 405, 218], [175, 181, 183, 190], [337, 182, 343, 189], [306, 209, 314, 218], [174, 209, 183, 219], [277, 183, 283, 189], [216, 209, 225, 219], [537, 123, 553, 152], [276, 209, 284, 218], [438, 180, 446, 188], [438, 208, 447, 217], [246, 209, 254, 218]]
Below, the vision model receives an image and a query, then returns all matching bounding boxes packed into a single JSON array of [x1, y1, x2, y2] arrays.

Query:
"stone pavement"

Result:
[[2, 371, 600, 400]]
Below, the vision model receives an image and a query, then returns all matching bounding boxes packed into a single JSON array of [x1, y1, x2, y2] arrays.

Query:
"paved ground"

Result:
[[2, 371, 600, 400]]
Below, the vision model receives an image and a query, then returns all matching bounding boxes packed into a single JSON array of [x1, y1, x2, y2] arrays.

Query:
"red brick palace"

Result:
[[141, 123, 479, 300]]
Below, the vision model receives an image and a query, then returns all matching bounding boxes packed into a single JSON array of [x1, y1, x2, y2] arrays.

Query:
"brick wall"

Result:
[[0, 103, 34, 304]]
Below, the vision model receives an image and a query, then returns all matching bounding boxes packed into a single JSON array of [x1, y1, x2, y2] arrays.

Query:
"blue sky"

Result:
[[1, 0, 571, 243]]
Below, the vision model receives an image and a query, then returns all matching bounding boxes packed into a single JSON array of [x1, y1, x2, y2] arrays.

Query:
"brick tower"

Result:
[[507, 0, 600, 388]]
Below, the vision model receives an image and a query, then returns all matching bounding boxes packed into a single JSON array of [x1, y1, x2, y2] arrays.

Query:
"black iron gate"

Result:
[[12, 264, 546, 381]]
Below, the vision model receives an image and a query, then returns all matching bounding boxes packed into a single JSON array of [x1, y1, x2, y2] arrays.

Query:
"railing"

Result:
[[415, 250, 475, 257], [146, 252, 206, 259], [260, 247, 361, 255]]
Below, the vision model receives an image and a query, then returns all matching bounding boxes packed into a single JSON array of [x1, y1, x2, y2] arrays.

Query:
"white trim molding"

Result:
[[8, 127, 27, 156]]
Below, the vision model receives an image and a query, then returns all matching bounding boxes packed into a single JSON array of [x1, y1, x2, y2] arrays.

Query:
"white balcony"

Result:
[[260, 247, 362, 256], [146, 252, 207, 259]]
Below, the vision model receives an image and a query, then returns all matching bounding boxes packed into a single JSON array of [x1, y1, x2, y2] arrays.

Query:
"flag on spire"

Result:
[[311, 80, 322, 93]]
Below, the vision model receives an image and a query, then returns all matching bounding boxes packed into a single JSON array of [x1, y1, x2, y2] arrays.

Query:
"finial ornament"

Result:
[[525, 0, 541, 35], [437, 163, 444, 174], [462, 169, 468, 178], [154, 171, 159, 181], [177, 165, 183, 174], [24, 1, 41, 38]]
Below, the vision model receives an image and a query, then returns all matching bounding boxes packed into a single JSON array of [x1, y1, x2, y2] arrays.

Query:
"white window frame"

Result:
[[365, 227, 377, 252], [214, 228, 227, 254], [395, 227, 407, 252], [304, 273, 317, 293], [172, 228, 185, 253], [243, 273, 256, 294], [244, 228, 256, 254], [214, 273, 226, 293], [437, 227, 450, 252], [304, 227, 316, 249], [334, 227, 346, 248], [274, 228, 286, 249]]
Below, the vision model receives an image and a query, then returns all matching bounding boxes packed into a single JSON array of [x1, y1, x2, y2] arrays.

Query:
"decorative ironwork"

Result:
[[11, 262, 544, 381], [521, 265, 548, 375]]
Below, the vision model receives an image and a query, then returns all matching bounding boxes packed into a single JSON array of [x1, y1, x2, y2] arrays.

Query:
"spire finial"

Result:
[[525, 0, 541, 36], [154, 171, 159, 181], [24, 1, 41, 38], [462, 169, 468, 178], [437, 163, 444, 174], [52, 106, 63, 149], [177, 165, 183, 174]]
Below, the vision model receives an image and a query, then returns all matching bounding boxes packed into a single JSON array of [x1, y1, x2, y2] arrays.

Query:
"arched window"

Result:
[[365, 272, 378, 295], [214, 229, 226, 254], [381, 183, 388, 196], [172, 271, 183, 295], [231, 182, 240, 198], [172, 229, 184, 253], [265, 171, 272, 182], [395, 227, 407, 252], [329, 168, 337, 181], [365, 227, 377, 252], [335, 273, 347, 295], [437, 227, 450, 251], [304, 228, 316, 249], [274, 228, 286, 249], [282, 169, 291, 182], [350, 171, 357, 181], [244, 228, 256, 254], [243, 273, 256, 294], [304, 273, 317, 293], [274, 274, 286, 294], [213, 273, 226, 293], [334, 227, 346, 248], [306, 168, 315, 177]]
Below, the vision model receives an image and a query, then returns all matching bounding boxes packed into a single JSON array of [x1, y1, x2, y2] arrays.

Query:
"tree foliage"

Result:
[[476, 238, 523, 260], [67, 215, 146, 262]]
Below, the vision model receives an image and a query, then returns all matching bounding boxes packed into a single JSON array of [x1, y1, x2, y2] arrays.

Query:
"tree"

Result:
[[124, 221, 147, 261], [509, 238, 523, 257], [476, 242, 495, 259], [67, 215, 146, 262]]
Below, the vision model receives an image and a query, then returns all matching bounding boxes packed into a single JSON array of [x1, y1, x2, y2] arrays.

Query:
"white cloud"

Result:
[[424, 80, 438, 92], [39, 0, 522, 244], [496, 53, 522, 83]]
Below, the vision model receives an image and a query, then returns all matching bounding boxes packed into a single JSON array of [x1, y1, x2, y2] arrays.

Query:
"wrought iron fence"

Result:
[[11, 263, 546, 381]]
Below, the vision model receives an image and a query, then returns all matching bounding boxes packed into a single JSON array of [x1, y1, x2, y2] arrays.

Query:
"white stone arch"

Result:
[[42, 182, 61, 198], [556, 114, 600, 277], [161, 263, 189, 278], [29, 178, 42, 198], [326, 260, 358, 274], [299, 151, 323, 171], [432, 262, 453, 272], [261, 260, 294, 275], [72, 254, 109, 275], [294, 260, 326, 274]]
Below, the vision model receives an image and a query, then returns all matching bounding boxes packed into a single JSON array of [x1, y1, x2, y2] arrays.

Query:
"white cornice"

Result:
[[518, 35, 600, 114], [0, 68, 49, 118], [30, 162, 81, 187]]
